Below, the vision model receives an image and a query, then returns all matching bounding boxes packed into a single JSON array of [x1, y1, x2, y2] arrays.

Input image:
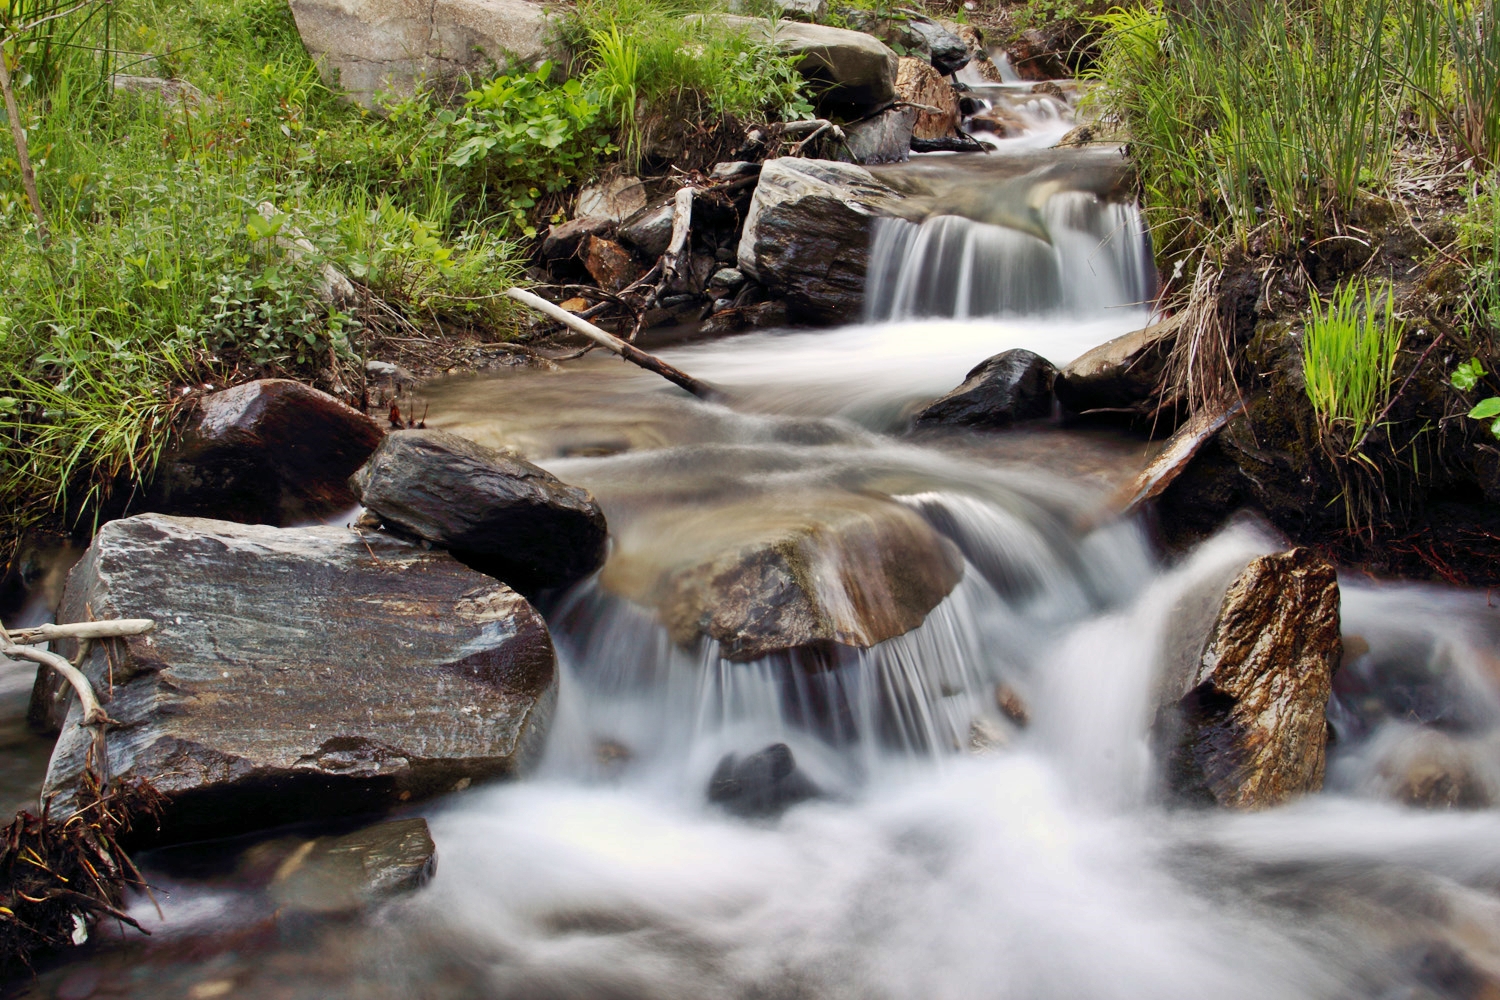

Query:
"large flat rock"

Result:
[[40, 515, 556, 844], [290, 0, 556, 107]]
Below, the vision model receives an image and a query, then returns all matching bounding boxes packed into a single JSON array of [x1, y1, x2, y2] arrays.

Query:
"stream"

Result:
[[9, 76, 1500, 1000]]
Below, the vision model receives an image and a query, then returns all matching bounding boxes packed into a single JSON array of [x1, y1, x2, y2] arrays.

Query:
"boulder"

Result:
[[707, 743, 820, 817], [908, 17, 971, 75], [841, 12, 969, 75], [288, 0, 556, 108], [1157, 548, 1341, 809], [576, 176, 648, 223], [895, 56, 959, 141], [737, 158, 904, 324], [599, 494, 963, 660], [1005, 24, 1077, 81], [911, 349, 1056, 429], [267, 817, 438, 913], [1053, 314, 1182, 415], [718, 16, 898, 111], [728, 0, 826, 20], [39, 515, 557, 844], [839, 105, 916, 164], [145, 379, 384, 526], [351, 428, 608, 592]]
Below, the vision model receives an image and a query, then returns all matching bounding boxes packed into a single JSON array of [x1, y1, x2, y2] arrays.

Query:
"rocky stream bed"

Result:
[[1, 16, 1500, 999]]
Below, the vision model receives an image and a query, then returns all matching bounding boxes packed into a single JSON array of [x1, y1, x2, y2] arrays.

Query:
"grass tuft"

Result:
[[1301, 278, 1404, 453]]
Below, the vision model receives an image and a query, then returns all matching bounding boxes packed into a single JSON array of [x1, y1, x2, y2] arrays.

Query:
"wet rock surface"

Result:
[[40, 514, 557, 845], [351, 429, 608, 593], [707, 743, 820, 817], [145, 379, 383, 526], [911, 349, 1057, 430], [1053, 315, 1181, 416], [1158, 548, 1342, 809], [267, 817, 438, 913], [840, 106, 917, 164], [737, 158, 903, 323], [289, 0, 554, 107], [600, 493, 963, 660]]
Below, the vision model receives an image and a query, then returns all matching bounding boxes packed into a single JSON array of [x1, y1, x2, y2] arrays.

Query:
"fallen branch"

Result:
[[6, 620, 155, 646], [1, 644, 109, 726], [505, 288, 721, 401]]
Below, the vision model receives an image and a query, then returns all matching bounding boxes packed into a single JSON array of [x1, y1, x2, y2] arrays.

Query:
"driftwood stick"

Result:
[[505, 288, 721, 401], [1, 644, 108, 726], [6, 620, 155, 646], [661, 187, 696, 292]]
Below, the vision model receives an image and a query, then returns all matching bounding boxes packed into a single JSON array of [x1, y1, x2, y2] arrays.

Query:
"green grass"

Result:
[[1089, 0, 1394, 255], [1301, 279, 1404, 452]]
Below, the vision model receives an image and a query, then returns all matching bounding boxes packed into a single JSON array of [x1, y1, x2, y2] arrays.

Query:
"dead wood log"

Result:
[[505, 288, 721, 401]]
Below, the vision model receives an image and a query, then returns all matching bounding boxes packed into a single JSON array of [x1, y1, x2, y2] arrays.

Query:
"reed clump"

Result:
[[1301, 279, 1403, 454]]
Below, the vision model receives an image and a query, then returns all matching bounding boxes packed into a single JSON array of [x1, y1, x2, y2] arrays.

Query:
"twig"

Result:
[[0, 643, 109, 727], [5, 621, 155, 646], [505, 288, 720, 401]]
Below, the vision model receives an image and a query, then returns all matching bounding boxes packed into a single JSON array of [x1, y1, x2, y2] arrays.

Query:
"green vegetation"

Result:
[[1301, 279, 1403, 454], [564, 0, 813, 167], [0, 0, 810, 544], [1089, 0, 1394, 254], [1451, 359, 1500, 438]]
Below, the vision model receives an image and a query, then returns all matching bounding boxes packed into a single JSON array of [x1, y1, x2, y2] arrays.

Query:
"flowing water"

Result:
[[11, 81, 1500, 1000]]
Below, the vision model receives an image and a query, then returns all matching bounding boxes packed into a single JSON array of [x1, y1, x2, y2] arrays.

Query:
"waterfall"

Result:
[[864, 193, 1157, 323]]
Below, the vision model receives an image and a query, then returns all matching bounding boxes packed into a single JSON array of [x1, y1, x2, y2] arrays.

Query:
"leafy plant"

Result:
[[1451, 358, 1500, 437], [423, 64, 612, 236], [1302, 279, 1404, 453]]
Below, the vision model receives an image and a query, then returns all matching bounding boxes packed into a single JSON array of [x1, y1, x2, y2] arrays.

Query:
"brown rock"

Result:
[[600, 495, 963, 661], [583, 235, 643, 292], [145, 379, 383, 526], [1160, 548, 1341, 809], [895, 56, 959, 141], [1053, 314, 1183, 415], [539, 216, 613, 266]]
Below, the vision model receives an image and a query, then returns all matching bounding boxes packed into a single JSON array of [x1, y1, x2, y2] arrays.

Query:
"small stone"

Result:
[[711, 298, 734, 314], [710, 161, 761, 180], [995, 682, 1030, 727], [710, 267, 746, 290], [559, 297, 590, 313]]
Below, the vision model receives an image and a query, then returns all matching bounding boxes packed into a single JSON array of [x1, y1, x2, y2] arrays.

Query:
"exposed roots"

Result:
[[0, 771, 163, 975]]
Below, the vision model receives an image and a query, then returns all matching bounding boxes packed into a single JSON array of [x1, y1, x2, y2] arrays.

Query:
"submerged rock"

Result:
[[737, 158, 904, 323], [268, 817, 438, 913], [289, 0, 555, 108], [911, 349, 1056, 430], [707, 743, 820, 817], [351, 429, 608, 592], [1158, 548, 1341, 809], [146, 379, 383, 526], [600, 494, 962, 660], [1053, 314, 1182, 416], [40, 514, 557, 845]]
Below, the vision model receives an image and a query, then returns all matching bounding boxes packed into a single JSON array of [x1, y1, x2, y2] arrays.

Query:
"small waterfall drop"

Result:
[[864, 194, 1156, 323]]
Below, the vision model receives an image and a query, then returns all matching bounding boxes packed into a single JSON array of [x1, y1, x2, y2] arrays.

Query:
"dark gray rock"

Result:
[[839, 105, 916, 164], [540, 217, 614, 268], [618, 198, 676, 258], [912, 350, 1056, 430], [268, 817, 438, 913], [39, 514, 556, 844], [707, 743, 820, 817], [908, 17, 970, 75], [351, 429, 608, 592], [145, 379, 383, 526], [737, 158, 904, 324]]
